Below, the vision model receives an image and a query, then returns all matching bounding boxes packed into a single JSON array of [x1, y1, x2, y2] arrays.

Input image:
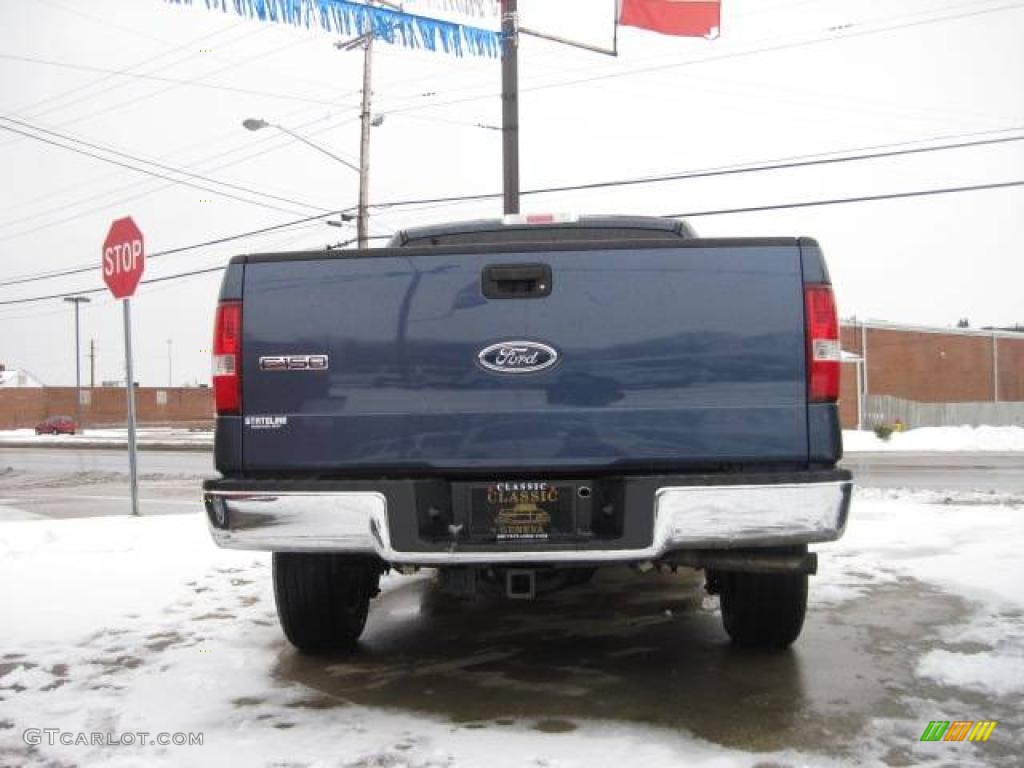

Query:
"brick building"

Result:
[[839, 321, 1024, 429], [0, 386, 212, 430]]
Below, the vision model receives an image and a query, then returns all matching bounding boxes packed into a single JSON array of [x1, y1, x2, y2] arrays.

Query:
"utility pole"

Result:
[[89, 339, 96, 389], [167, 338, 173, 387], [500, 0, 520, 215], [63, 296, 91, 428], [357, 32, 374, 248]]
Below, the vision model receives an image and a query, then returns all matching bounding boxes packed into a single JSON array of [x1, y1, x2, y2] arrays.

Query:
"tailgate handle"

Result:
[[482, 263, 552, 299]]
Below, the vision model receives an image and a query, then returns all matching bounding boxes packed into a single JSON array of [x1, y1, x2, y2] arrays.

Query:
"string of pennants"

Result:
[[168, 0, 502, 57]]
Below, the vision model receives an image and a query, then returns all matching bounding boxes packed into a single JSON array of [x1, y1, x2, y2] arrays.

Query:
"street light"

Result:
[[242, 115, 368, 247], [243, 21, 382, 250], [63, 295, 91, 429], [241, 118, 360, 173]]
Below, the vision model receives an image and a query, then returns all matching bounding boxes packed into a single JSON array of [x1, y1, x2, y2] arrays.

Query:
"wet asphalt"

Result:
[[275, 568, 1021, 765]]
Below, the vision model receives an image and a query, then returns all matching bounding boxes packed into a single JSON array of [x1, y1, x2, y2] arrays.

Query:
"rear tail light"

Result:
[[804, 284, 840, 403], [212, 300, 241, 414]]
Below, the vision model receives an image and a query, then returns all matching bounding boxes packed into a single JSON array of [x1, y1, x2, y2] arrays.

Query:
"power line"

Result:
[[0, 266, 228, 307], [0, 52, 346, 109], [4, 0, 1006, 238], [2, 121, 1022, 287], [376, 1, 1024, 118], [8, 10, 247, 119], [0, 208, 352, 290], [0, 113, 363, 255], [527, 0, 1024, 94], [1, 178, 1021, 306], [25, 0, 362, 120], [0, 112, 359, 237], [0, 123, 321, 228], [0, 116, 333, 219], [0, 235, 395, 307], [663, 179, 1024, 218], [371, 126, 1024, 208], [0, 219, 339, 321]]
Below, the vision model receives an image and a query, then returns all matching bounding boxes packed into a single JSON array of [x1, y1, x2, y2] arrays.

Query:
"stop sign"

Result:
[[102, 217, 145, 299]]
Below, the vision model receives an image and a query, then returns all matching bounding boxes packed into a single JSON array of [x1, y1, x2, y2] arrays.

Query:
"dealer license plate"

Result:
[[468, 481, 577, 542]]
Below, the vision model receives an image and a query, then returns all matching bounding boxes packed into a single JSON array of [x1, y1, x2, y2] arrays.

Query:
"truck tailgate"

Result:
[[240, 243, 808, 471]]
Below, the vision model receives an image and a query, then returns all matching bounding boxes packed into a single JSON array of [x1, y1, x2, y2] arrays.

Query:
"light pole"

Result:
[[245, 10, 388, 250], [242, 116, 366, 245], [63, 295, 91, 429]]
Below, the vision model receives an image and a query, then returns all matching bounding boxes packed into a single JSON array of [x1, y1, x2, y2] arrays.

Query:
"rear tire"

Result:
[[272, 553, 380, 654], [717, 570, 808, 650]]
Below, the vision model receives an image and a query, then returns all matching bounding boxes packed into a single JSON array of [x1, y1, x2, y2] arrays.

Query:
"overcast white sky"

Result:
[[1, 0, 1022, 387]]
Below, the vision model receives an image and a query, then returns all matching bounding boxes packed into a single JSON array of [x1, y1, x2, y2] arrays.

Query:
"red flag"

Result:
[[619, 0, 721, 38]]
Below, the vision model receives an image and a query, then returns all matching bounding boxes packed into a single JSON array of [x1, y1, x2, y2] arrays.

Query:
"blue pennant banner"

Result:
[[168, 0, 502, 57]]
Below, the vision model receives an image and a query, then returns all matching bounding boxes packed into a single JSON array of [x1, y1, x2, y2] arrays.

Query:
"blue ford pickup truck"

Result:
[[203, 215, 852, 653]]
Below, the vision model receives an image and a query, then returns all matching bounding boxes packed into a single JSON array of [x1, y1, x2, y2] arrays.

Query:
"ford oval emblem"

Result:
[[478, 340, 559, 374]]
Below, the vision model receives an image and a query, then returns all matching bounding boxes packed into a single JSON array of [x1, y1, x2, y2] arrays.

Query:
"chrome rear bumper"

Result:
[[203, 477, 851, 564]]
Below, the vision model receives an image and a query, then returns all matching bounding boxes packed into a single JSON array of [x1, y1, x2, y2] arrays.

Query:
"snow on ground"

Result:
[[843, 425, 1024, 452], [0, 514, 810, 768], [815, 487, 1024, 747], [1, 489, 1022, 766], [0, 427, 212, 448], [817, 488, 1023, 607]]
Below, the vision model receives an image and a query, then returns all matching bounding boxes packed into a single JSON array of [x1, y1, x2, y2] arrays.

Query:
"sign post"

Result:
[[102, 217, 145, 517]]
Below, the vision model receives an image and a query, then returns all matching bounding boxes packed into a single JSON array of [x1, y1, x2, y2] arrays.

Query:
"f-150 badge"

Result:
[[477, 341, 558, 374], [259, 355, 328, 371]]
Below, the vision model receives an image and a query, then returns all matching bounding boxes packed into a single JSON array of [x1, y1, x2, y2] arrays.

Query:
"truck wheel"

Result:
[[717, 570, 807, 650], [272, 553, 380, 654]]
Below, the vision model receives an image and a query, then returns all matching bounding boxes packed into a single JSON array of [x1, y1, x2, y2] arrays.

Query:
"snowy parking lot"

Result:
[[1, 455, 1022, 766]]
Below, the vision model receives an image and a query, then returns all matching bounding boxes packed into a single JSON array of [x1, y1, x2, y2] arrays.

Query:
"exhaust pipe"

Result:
[[506, 569, 536, 600]]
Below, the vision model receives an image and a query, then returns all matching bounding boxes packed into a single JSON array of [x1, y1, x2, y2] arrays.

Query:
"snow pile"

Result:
[[916, 649, 1024, 697], [0, 427, 213, 448], [843, 425, 1024, 452], [914, 611, 1024, 698]]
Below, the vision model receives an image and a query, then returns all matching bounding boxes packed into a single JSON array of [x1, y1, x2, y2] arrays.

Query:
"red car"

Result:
[[35, 415, 77, 435]]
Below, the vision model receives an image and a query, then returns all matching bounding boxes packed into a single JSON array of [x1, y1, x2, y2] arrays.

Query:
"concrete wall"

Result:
[[0, 387, 212, 429]]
